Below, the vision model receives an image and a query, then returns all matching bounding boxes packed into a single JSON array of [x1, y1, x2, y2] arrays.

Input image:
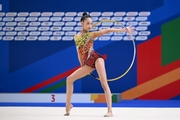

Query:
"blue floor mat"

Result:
[[0, 100, 180, 107]]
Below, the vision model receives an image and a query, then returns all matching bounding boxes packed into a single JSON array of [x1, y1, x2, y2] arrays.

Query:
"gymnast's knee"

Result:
[[66, 76, 74, 84], [101, 81, 108, 91]]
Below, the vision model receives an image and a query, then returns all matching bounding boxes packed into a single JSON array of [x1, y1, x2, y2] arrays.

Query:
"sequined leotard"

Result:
[[74, 32, 103, 68]]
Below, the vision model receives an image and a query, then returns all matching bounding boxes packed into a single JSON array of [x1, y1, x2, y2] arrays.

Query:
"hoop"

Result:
[[90, 20, 136, 82]]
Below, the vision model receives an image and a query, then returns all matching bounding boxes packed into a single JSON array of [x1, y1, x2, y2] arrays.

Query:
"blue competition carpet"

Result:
[[0, 100, 180, 108]]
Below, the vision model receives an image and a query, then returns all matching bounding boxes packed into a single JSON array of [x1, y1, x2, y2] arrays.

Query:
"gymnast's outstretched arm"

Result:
[[91, 27, 134, 39]]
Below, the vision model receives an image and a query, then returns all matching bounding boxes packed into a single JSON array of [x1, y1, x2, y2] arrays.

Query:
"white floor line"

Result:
[[0, 107, 180, 120]]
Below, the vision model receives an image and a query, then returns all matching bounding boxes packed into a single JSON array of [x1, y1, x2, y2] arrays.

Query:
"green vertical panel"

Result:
[[112, 94, 122, 103], [162, 17, 180, 66], [112, 95, 118, 103]]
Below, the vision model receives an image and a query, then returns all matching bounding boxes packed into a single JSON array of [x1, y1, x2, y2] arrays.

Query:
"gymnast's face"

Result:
[[81, 17, 93, 32]]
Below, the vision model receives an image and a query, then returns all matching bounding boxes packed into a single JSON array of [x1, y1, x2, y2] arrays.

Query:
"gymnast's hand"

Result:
[[125, 25, 135, 34]]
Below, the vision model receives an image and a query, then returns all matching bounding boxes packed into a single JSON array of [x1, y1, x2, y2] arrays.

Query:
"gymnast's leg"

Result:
[[95, 58, 113, 117], [64, 65, 94, 116]]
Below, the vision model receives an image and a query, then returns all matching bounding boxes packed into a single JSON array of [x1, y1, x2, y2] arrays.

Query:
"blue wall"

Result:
[[0, 0, 179, 101]]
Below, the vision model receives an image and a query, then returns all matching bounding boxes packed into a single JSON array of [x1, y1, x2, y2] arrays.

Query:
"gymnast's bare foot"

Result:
[[64, 104, 73, 116], [104, 112, 113, 117]]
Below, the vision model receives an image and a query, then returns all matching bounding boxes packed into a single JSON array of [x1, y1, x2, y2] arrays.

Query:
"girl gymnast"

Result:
[[64, 12, 134, 117]]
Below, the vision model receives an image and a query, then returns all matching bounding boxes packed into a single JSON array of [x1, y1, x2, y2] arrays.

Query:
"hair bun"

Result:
[[82, 12, 88, 16]]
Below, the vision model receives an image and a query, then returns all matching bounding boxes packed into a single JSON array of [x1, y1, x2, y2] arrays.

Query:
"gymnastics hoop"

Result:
[[90, 20, 136, 82]]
